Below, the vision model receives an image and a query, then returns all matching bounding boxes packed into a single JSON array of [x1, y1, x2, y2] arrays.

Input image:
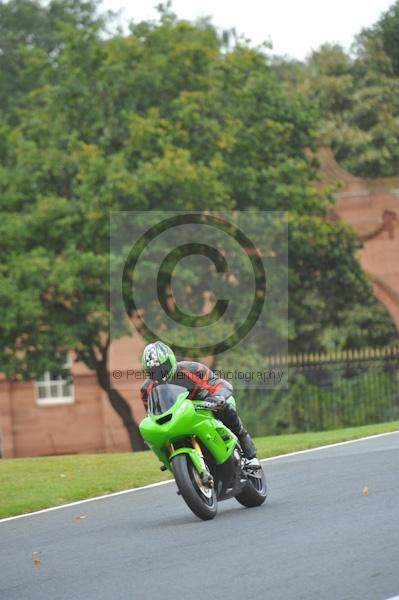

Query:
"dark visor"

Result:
[[147, 358, 172, 382]]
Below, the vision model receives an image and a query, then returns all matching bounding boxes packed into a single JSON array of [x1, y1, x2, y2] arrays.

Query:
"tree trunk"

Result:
[[95, 358, 147, 452]]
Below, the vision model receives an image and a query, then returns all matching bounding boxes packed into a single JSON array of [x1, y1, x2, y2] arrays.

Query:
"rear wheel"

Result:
[[235, 466, 267, 508], [171, 454, 217, 521]]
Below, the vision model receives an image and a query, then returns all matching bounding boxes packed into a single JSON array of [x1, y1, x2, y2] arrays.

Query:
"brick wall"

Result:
[[318, 146, 399, 331], [0, 337, 146, 458]]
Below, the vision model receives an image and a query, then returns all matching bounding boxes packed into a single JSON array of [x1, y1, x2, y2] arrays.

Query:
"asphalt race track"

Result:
[[1, 432, 398, 600]]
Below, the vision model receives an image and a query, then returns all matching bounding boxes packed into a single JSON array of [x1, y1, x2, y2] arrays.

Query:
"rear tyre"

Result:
[[171, 454, 217, 521], [235, 466, 267, 508]]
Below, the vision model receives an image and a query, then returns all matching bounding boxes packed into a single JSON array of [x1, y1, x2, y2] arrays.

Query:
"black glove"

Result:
[[204, 395, 226, 411]]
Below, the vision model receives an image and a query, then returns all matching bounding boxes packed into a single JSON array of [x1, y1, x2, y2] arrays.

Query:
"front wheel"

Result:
[[235, 466, 268, 508], [171, 454, 217, 521]]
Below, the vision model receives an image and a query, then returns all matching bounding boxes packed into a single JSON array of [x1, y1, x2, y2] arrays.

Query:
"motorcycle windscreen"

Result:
[[148, 383, 188, 416]]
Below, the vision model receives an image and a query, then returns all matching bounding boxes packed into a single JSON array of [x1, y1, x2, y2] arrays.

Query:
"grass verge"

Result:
[[1, 421, 398, 519]]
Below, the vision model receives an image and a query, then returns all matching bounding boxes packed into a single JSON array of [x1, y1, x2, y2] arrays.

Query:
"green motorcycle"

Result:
[[139, 383, 267, 521]]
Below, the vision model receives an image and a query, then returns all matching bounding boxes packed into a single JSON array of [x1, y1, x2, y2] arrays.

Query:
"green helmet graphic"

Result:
[[142, 341, 177, 382]]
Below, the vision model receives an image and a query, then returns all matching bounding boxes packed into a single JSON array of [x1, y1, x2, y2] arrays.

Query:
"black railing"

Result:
[[237, 347, 399, 436]]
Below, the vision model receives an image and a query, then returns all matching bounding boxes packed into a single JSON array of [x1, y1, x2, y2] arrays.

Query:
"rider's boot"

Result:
[[238, 428, 257, 460]]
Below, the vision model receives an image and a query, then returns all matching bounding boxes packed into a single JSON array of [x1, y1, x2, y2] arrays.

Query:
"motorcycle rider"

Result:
[[140, 341, 259, 462]]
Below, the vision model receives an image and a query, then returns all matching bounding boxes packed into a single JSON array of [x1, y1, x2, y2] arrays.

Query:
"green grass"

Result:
[[1, 421, 398, 519]]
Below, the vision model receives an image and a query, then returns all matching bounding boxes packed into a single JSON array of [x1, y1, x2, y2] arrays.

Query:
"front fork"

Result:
[[191, 437, 214, 487], [168, 437, 214, 487]]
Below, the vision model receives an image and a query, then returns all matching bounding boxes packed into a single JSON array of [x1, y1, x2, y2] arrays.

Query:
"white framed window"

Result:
[[35, 352, 74, 406]]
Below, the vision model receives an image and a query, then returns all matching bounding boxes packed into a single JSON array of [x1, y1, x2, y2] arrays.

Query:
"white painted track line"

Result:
[[1, 429, 398, 524]]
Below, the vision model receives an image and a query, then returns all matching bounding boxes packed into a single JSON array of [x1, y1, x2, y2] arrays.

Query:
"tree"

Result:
[[0, 0, 103, 119], [0, 1, 396, 451], [282, 5, 399, 178], [363, 0, 399, 76]]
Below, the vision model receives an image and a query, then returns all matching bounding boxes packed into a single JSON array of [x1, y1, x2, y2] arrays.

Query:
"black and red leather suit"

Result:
[[140, 360, 246, 446]]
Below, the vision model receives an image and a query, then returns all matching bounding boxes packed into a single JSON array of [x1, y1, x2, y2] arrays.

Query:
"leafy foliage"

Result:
[[280, 2, 399, 177], [0, 0, 396, 446], [238, 359, 399, 436]]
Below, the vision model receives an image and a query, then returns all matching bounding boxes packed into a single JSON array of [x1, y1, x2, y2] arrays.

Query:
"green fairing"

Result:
[[139, 392, 237, 473]]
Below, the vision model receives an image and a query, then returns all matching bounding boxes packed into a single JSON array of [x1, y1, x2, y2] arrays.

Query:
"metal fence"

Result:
[[238, 346, 399, 436]]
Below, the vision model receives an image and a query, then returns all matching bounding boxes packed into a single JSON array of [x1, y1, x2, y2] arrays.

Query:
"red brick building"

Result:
[[0, 337, 146, 458], [1, 149, 398, 458], [317, 146, 399, 330]]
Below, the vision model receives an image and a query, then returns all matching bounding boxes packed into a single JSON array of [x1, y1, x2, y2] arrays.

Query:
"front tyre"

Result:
[[171, 454, 217, 521], [235, 466, 267, 508]]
